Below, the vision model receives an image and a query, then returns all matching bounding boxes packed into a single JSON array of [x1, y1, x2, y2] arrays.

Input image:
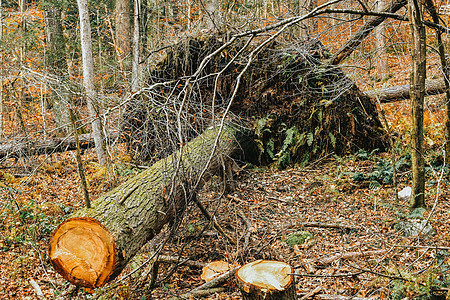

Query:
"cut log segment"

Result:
[[48, 125, 240, 288], [48, 217, 116, 288], [236, 260, 297, 300]]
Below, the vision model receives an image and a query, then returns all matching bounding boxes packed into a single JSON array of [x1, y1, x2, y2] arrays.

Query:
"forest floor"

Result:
[[2, 53, 450, 299]]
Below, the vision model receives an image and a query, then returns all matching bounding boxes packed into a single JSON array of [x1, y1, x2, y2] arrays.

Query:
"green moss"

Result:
[[285, 231, 313, 246]]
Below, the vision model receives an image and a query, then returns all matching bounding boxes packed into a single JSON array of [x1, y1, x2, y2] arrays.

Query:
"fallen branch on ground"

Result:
[[156, 255, 206, 268], [167, 287, 227, 300], [191, 267, 238, 293], [317, 295, 378, 300], [0, 131, 119, 160], [365, 78, 446, 102], [299, 286, 323, 300], [296, 222, 359, 231]]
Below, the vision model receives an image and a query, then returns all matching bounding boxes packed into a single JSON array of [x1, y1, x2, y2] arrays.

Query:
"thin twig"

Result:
[[296, 222, 359, 231], [292, 271, 364, 278], [419, 150, 445, 235], [237, 211, 255, 255], [167, 287, 226, 300]]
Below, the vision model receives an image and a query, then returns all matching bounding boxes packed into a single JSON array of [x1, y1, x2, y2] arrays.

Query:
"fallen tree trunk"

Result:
[[48, 125, 240, 288], [365, 78, 446, 102], [0, 131, 119, 160]]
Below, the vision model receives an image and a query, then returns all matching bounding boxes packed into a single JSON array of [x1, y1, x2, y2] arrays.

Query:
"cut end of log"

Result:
[[48, 217, 116, 288], [236, 260, 296, 299]]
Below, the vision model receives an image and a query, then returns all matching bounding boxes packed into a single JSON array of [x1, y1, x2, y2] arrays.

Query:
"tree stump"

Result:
[[235, 260, 297, 300]]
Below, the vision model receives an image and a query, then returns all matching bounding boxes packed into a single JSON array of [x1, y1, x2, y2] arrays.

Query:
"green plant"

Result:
[[254, 115, 310, 169], [285, 231, 313, 246], [345, 153, 411, 188], [388, 252, 450, 299]]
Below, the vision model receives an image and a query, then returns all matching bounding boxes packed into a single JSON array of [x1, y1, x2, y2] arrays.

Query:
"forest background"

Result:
[[2, 0, 450, 298]]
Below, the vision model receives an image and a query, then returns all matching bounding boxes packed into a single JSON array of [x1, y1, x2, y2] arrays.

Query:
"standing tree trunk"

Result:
[[0, 0, 3, 137], [375, 0, 389, 80], [424, 0, 450, 165], [76, 0, 108, 165], [408, 0, 426, 209], [204, 0, 221, 31], [17, 0, 28, 140], [48, 125, 240, 288], [44, 6, 72, 136], [115, 0, 131, 61], [299, 0, 318, 39], [131, 0, 141, 93]]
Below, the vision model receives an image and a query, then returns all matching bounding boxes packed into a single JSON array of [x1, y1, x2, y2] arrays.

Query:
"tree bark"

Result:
[[115, 0, 131, 60], [131, 0, 141, 93], [235, 260, 296, 300], [408, 0, 426, 209], [77, 0, 108, 165], [0, 0, 3, 137], [48, 125, 240, 288], [375, 0, 389, 79], [328, 0, 407, 65]]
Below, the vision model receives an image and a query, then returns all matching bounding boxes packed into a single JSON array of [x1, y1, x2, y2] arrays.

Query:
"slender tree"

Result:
[[375, 0, 389, 79], [299, 0, 318, 38], [115, 0, 131, 61], [76, 0, 108, 165], [424, 0, 450, 165], [132, 0, 141, 93], [44, 3, 72, 135], [408, 0, 426, 209], [0, 0, 3, 137], [204, 0, 221, 31]]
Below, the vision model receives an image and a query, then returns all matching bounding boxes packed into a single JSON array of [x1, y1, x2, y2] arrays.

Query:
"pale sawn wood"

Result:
[[236, 260, 297, 300]]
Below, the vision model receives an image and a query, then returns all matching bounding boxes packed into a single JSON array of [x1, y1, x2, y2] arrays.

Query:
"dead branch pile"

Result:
[[123, 34, 388, 166]]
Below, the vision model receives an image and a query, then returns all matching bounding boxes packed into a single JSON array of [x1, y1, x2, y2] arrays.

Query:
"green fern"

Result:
[[328, 132, 336, 148], [307, 132, 314, 147]]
